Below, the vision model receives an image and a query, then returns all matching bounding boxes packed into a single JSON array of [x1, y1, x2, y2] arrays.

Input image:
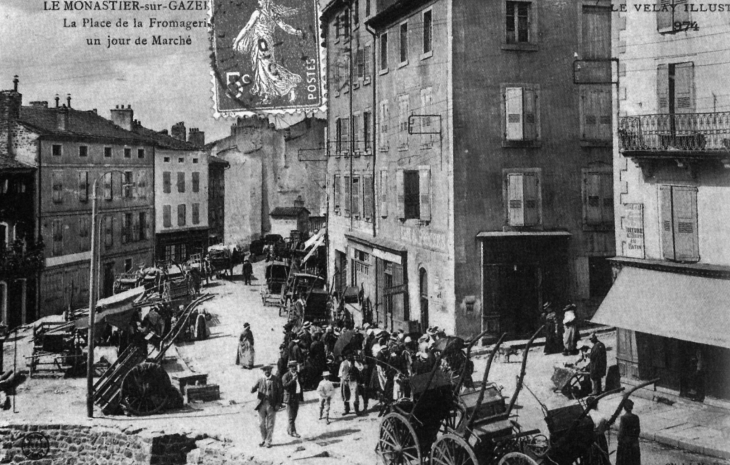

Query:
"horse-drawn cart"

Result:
[[261, 260, 289, 307]]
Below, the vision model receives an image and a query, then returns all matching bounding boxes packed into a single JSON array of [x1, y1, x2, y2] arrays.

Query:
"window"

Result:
[[334, 174, 341, 214], [138, 212, 147, 240], [78, 171, 88, 202], [177, 172, 185, 193], [363, 111, 372, 151], [352, 176, 361, 218], [423, 10, 433, 55], [356, 48, 365, 80], [584, 171, 613, 228], [581, 87, 612, 141], [398, 94, 410, 150], [420, 87, 434, 136], [163, 171, 171, 194], [123, 171, 133, 199], [79, 146, 88, 157], [125, 259, 133, 272], [52, 220, 63, 256], [353, 0, 359, 27], [338, 117, 350, 154], [52, 144, 62, 157], [79, 217, 90, 251], [192, 172, 200, 193], [418, 166, 431, 222], [344, 175, 351, 217], [379, 100, 390, 151], [380, 33, 388, 71], [122, 213, 132, 244], [163, 205, 172, 228], [124, 148, 131, 158], [399, 23, 408, 64], [177, 204, 186, 226], [178, 157, 184, 163], [504, 85, 539, 142], [657, 62, 695, 115], [660, 185, 699, 262], [137, 148, 145, 159], [397, 170, 420, 220], [178, 244, 187, 262], [104, 215, 113, 249], [352, 114, 360, 152], [506, 172, 540, 227], [165, 245, 175, 263], [104, 147, 112, 158], [363, 175, 373, 221], [136, 171, 147, 199], [657, 0, 690, 33], [164, 156, 170, 163], [192, 203, 200, 225], [582, 6, 610, 59], [379, 170, 388, 218], [193, 158, 199, 164], [103, 172, 113, 200], [52, 171, 63, 203], [506, 1, 531, 43]]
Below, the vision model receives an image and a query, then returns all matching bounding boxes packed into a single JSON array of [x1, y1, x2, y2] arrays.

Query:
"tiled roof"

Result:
[[132, 124, 200, 151], [270, 206, 310, 217], [0, 155, 34, 172], [18, 106, 149, 143]]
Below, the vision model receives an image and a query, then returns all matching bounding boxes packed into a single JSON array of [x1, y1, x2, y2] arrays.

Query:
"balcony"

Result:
[[619, 113, 730, 169]]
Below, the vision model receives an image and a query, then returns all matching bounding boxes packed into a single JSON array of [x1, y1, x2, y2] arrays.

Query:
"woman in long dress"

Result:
[[237, 322, 255, 369], [232, 0, 303, 104]]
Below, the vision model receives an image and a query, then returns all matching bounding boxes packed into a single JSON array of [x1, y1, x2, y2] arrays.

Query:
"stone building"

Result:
[[207, 117, 327, 246], [208, 155, 228, 245], [323, 0, 614, 338], [594, 2, 730, 403]]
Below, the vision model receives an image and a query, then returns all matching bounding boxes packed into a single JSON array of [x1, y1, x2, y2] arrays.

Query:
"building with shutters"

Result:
[[208, 155, 228, 246], [0, 85, 155, 316], [592, 3, 730, 403], [135, 121, 209, 263], [323, 0, 614, 338]]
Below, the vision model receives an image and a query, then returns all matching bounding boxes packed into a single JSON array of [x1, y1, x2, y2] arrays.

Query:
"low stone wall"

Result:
[[186, 438, 280, 465]]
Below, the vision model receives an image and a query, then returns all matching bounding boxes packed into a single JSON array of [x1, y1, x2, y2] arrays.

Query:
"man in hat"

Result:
[[616, 399, 641, 465], [339, 351, 360, 415], [251, 365, 283, 448], [281, 360, 304, 438], [562, 304, 580, 355], [317, 371, 336, 424], [324, 325, 337, 355], [588, 333, 607, 395], [300, 321, 313, 351], [242, 257, 253, 285]]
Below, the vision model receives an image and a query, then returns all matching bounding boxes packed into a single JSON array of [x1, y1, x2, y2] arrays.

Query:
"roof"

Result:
[[592, 266, 730, 349], [209, 155, 230, 166], [345, 230, 407, 253], [476, 231, 572, 239], [270, 206, 310, 217], [132, 124, 200, 151], [366, 0, 433, 31], [0, 156, 34, 172], [18, 106, 149, 144], [320, 0, 348, 22]]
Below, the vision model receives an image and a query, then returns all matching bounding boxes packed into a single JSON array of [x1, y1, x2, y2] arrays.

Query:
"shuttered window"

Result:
[[356, 48, 365, 79], [137, 171, 147, 199], [364, 44, 372, 82], [333, 174, 341, 214], [400, 22, 408, 63], [657, 62, 694, 114], [352, 114, 360, 152], [52, 220, 63, 256], [163, 171, 171, 194], [584, 172, 613, 227], [507, 172, 540, 226], [505, 86, 539, 141], [419, 166, 431, 222], [396, 170, 404, 219], [192, 172, 200, 193], [363, 175, 373, 220], [380, 170, 388, 218], [582, 6, 610, 59], [352, 176, 361, 217], [344, 175, 351, 217], [122, 213, 131, 244], [380, 33, 388, 70], [192, 203, 200, 225], [52, 171, 63, 203], [177, 204, 186, 226], [78, 171, 88, 202], [403, 170, 420, 219], [660, 185, 699, 262], [123, 171, 133, 199], [163, 205, 172, 228], [658, 0, 689, 32], [363, 111, 372, 151], [104, 215, 113, 249], [581, 87, 612, 141], [177, 172, 185, 193]]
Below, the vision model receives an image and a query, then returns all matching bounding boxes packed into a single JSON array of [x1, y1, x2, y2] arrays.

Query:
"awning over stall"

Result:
[[592, 266, 730, 349]]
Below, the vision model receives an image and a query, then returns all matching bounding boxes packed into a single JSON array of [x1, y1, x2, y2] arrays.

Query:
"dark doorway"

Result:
[[485, 263, 539, 338], [335, 250, 347, 296], [420, 268, 428, 332], [103, 262, 115, 298], [589, 257, 613, 300]]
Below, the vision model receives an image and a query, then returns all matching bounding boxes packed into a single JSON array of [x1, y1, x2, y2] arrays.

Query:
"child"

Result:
[[317, 371, 336, 424]]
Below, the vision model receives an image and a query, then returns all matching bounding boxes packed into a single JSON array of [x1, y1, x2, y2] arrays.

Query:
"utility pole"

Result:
[[86, 179, 98, 418]]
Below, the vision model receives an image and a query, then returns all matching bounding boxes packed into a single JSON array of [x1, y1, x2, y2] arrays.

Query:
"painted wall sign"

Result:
[[210, 0, 325, 117], [400, 227, 447, 253], [623, 203, 645, 258]]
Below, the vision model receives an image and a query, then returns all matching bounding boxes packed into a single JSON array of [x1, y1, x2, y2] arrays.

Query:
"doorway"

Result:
[[484, 263, 540, 337], [420, 268, 429, 332], [103, 262, 115, 298]]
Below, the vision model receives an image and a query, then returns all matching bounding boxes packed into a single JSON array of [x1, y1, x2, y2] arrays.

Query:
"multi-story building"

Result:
[[594, 2, 730, 403], [208, 155, 228, 245], [323, 0, 614, 338], [0, 88, 155, 314], [135, 121, 209, 263]]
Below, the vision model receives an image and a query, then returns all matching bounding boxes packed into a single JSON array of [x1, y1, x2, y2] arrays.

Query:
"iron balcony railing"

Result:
[[619, 112, 730, 153]]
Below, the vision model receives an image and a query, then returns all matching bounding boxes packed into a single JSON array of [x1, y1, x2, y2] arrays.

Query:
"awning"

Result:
[[302, 236, 325, 263], [96, 286, 145, 310], [592, 266, 730, 349], [476, 231, 572, 239], [304, 228, 326, 250]]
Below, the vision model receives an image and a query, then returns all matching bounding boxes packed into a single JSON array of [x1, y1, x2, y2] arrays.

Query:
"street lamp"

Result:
[[86, 171, 135, 418]]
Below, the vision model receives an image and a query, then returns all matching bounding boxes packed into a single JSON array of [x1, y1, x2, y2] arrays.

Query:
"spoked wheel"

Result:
[[498, 452, 540, 465], [377, 412, 422, 465], [430, 434, 478, 465], [524, 434, 550, 458], [567, 373, 585, 400], [121, 362, 170, 416]]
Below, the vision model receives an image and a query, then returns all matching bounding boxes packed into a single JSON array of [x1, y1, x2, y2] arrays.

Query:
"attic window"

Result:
[[52, 145, 62, 157], [79, 146, 88, 157], [138, 148, 145, 159], [193, 158, 199, 164], [104, 147, 112, 158], [164, 157, 171, 163], [178, 157, 184, 163]]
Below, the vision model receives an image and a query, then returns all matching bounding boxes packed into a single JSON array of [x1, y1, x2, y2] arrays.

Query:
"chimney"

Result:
[[110, 104, 134, 131], [55, 94, 60, 108], [13, 75, 18, 92], [57, 105, 69, 131], [159, 129, 169, 135], [66, 94, 72, 108], [188, 127, 205, 147], [0, 77, 22, 155], [29, 101, 48, 108], [171, 122, 186, 141]]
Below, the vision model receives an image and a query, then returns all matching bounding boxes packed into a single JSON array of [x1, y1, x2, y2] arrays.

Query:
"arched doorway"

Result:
[[419, 268, 428, 332]]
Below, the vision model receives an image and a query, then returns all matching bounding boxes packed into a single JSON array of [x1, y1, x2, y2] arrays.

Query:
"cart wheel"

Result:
[[121, 362, 170, 416], [498, 452, 539, 465], [377, 412, 422, 465], [524, 434, 550, 458], [567, 373, 584, 400], [430, 434, 478, 465]]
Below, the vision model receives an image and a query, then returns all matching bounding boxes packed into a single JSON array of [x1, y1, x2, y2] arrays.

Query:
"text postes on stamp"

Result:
[[210, 0, 325, 117]]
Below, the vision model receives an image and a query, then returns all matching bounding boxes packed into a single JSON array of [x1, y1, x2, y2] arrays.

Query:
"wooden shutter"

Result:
[[333, 174, 340, 211], [380, 170, 388, 217], [419, 166, 431, 222], [523, 88, 537, 141], [505, 87, 523, 141], [396, 169, 404, 219], [523, 173, 539, 225], [163, 171, 171, 193], [104, 173, 113, 200], [659, 185, 675, 260], [582, 6, 611, 59], [586, 173, 602, 225], [122, 214, 129, 244], [507, 173, 525, 226], [356, 48, 364, 79], [177, 172, 185, 193], [657, 0, 673, 31], [344, 175, 351, 216], [582, 88, 599, 140], [364, 44, 371, 81], [674, 62, 695, 114], [672, 186, 698, 261], [78, 171, 88, 202], [352, 177, 361, 217], [163, 205, 171, 228], [657, 64, 669, 113], [598, 87, 612, 140], [600, 173, 614, 225], [363, 175, 373, 220]]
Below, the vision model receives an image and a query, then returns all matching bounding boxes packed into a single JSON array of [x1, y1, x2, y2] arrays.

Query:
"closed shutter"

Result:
[[507, 173, 525, 226], [352, 177, 360, 217], [598, 87, 612, 140], [137, 171, 147, 199], [344, 175, 351, 216], [657, 0, 673, 31], [674, 62, 695, 114], [419, 166, 431, 222], [582, 89, 598, 140], [104, 173, 113, 200], [523, 88, 537, 141], [192, 172, 200, 193], [122, 214, 129, 244], [333, 174, 340, 211], [356, 48, 364, 79], [178, 204, 186, 226], [177, 172, 185, 193], [657, 64, 669, 113], [133, 213, 140, 241], [78, 171, 88, 202], [163, 205, 171, 228], [342, 117, 350, 154], [600, 173, 614, 225], [505, 87, 523, 141], [672, 186, 698, 261], [364, 44, 371, 80], [163, 171, 171, 193], [396, 169, 404, 219], [380, 170, 389, 217], [659, 185, 675, 260], [524, 173, 539, 225], [586, 173, 602, 225], [582, 7, 611, 59], [352, 114, 360, 153], [363, 176, 373, 220]]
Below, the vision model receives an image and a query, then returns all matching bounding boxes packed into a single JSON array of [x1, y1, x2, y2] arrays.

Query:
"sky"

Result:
[[0, 1, 240, 142]]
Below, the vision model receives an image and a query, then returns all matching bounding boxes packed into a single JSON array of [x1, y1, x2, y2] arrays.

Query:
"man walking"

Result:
[[242, 257, 253, 285], [589, 333, 607, 395], [251, 365, 283, 448], [281, 360, 303, 438], [339, 352, 360, 415]]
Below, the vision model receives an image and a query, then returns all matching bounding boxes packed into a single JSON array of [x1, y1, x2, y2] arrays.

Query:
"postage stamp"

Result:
[[209, 0, 326, 117]]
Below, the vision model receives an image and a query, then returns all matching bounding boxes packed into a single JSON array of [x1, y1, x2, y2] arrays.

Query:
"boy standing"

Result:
[[317, 371, 336, 424]]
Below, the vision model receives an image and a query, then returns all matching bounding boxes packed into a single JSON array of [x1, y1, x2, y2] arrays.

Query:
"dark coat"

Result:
[[240, 328, 254, 346], [242, 261, 253, 276], [589, 341, 607, 378], [251, 375, 283, 410], [309, 340, 327, 372], [289, 343, 304, 364], [617, 412, 641, 465], [281, 370, 304, 404]]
